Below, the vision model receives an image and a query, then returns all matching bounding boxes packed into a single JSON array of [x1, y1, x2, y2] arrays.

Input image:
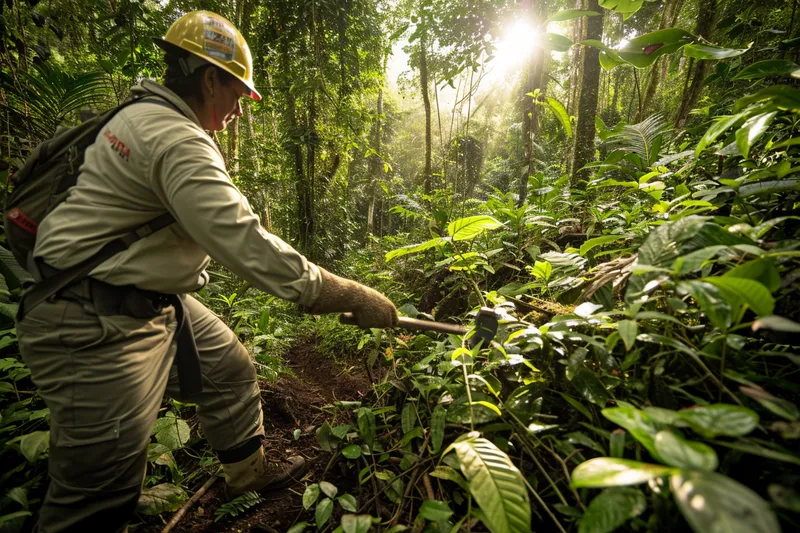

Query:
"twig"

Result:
[[162, 476, 218, 533], [522, 475, 568, 533], [423, 473, 435, 501], [390, 431, 432, 525]]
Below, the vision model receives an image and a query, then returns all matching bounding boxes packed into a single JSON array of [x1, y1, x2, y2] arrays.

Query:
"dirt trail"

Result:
[[138, 339, 371, 533]]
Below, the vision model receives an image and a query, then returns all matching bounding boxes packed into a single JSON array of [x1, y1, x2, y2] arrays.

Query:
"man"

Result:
[[16, 10, 397, 533]]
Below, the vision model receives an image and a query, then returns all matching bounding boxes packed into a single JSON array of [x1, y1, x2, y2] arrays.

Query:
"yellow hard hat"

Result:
[[155, 11, 261, 101]]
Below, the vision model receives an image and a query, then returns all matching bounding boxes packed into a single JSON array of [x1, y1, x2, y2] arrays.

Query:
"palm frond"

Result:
[[604, 114, 672, 168]]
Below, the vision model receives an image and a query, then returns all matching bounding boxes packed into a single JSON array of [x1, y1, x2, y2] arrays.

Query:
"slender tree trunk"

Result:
[[637, 0, 685, 121], [368, 86, 384, 234], [570, 0, 603, 187], [567, 0, 586, 117], [675, 0, 717, 128], [419, 32, 433, 194]]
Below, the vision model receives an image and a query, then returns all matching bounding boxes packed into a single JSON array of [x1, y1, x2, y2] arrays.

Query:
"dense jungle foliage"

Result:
[[2, 0, 800, 532]]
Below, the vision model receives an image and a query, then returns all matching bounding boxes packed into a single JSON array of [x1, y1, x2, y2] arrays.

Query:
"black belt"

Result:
[[33, 262, 203, 400]]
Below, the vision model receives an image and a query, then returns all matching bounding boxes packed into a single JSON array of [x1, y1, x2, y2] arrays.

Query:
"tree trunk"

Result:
[[570, 0, 603, 187], [567, 0, 586, 117], [674, 0, 717, 128], [368, 87, 384, 234], [227, 117, 240, 173], [419, 33, 433, 194]]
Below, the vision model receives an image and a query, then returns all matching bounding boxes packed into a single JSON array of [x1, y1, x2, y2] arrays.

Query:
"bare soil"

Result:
[[136, 339, 372, 533]]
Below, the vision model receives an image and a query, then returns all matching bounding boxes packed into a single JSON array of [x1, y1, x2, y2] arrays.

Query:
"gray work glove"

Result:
[[309, 267, 398, 328]]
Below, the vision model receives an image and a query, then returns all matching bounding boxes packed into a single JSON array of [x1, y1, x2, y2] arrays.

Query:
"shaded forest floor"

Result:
[[137, 339, 373, 533]]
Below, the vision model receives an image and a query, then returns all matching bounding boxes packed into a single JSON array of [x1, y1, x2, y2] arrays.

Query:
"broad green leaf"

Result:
[[341, 514, 372, 533], [430, 404, 446, 453], [671, 471, 780, 533], [618, 320, 638, 351], [703, 276, 775, 316], [320, 481, 338, 498], [695, 111, 752, 155], [385, 237, 446, 262], [684, 43, 749, 60], [544, 96, 572, 138], [739, 179, 800, 197], [574, 302, 603, 318], [303, 484, 320, 510], [725, 259, 781, 292], [678, 404, 759, 438], [429, 466, 470, 492], [402, 403, 417, 434], [152, 413, 190, 451], [733, 59, 800, 80], [572, 367, 610, 406], [571, 458, 678, 488], [736, 111, 777, 158], [316, 498, 333, 528], [541, 32, 574, 52], [544, 9, 603, 24], [338, 494, 358, 512], [559, 392, 594, 421], [0, 511, 31, 524], [599, 0, 644, 19], [287, 522, 309, 533], [617, 29, 695, 67], [19, 431, 49, 463], [654, 431, 718, 472], [449, 437, 530, 533], [357, 408, 376, 449], [580, 235, 625, 256], [578, 488, 647, 533], [135, 483, 187, 515], [740, 386, 799, 421], [448, 216, 503, 241], [752, 315, 800, 333], [419, 500, 454, 525], [602, 407, 662, 461], [676, 280, 734, 329], [316, 421, 338, 452], [342, 444, 362, 459]]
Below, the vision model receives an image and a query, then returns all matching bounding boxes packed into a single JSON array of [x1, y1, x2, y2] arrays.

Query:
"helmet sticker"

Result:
[[203, 16, 236, 61]]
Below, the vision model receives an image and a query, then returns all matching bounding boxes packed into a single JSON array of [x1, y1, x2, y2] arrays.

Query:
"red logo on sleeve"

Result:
[[7, 208, 38, 235], [103, 128, 132, 161]]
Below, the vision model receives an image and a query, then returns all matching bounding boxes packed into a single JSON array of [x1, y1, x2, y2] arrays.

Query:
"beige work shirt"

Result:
[[34, 80, 322, 306]]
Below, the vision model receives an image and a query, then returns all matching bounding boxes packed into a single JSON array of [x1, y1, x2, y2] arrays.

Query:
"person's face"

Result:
[[201, 67, 247, 131]]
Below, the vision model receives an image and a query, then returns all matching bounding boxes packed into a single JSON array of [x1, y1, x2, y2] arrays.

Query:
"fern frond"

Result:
[[213, 491, 264, 522], [605, 114, 672, 167]]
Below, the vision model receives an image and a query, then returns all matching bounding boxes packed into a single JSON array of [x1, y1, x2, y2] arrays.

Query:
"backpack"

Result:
[[5, 95, 177, 318]]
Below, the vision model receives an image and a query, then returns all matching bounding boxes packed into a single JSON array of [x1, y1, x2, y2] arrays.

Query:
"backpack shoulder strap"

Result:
[[17, 94, 185, 319]]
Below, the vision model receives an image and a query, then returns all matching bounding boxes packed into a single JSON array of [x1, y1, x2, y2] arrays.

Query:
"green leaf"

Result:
[[602, 407, 662, 461], [429, 466, 470, 492], [676, 281, 734, 330], [430, 404, 446, 453], [402, 403, 417, 434], [678, 404, 759, 438], [752, 315, 800, 333], [544, 96, 572, 138], [152, 413, 191, 451], [739, 179, 800, 197], [544, 9, 603, 24], [316, 422, 338, 452], [342, 444, 362, 459], [725, 259, 781, 292], [341, 514, 372, 533], [618, 320, 638, 351], [541, 32, 574, 52], [320, 481, 338, 499], [316, 498, 334, 528], [448, 216, 503, 241], [135, 483, 187, 515], [357, 408, 376, 449], [736, 111, 777, 158], [449, 436, 530, 533], [617, 29, 695, 67], [733, 59, 800, 80], [580, 235, 625, 256], [684, 43, 749, 60], [419, 500, 454, 524], [599, 0, 644, 19], [571, 458, 678, 488], [703, 276, 775, 316], [303, 484, 320, 510], [0, 511, 32, 524], [287, 522, 309, 533], [671, 471, 780, 533], [654, 430, 718, 472], [558, 392, 594, 421], [578, 488, 647, 533], [385, 237, 446, 262], [19, 431, 49, 463], [572, 367, 610, 406], [338, 494, 358, 512], [695, 111, 752, 155]]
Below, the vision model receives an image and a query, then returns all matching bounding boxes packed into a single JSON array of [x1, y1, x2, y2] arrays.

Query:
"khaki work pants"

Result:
[[17, 286, 265, 533]]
